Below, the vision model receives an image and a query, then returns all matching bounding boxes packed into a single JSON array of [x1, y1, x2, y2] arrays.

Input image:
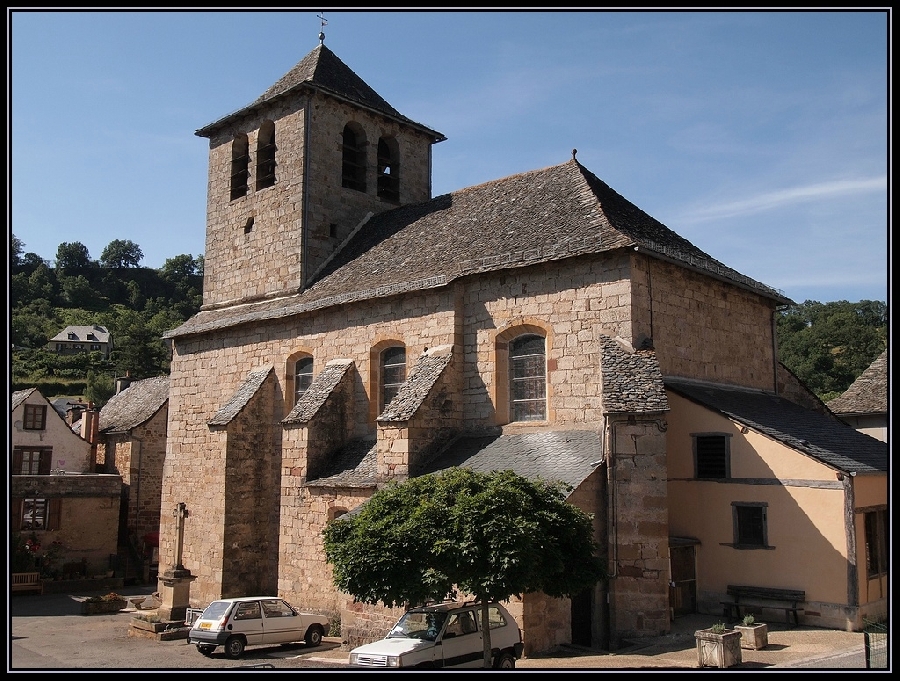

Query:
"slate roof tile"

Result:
[[827, 350, 888, 416], [208, 367, 273, 427], [98, 376, 169, 433], [283, 359, 354, 424], [601, 336, 668, 414]]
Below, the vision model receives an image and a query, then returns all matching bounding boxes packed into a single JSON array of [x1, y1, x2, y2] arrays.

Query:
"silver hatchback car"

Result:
[[187, 596, 329, 658]]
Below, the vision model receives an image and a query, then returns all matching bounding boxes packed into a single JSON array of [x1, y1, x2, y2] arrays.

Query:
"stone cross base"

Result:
[[157, 571, 196, 624]]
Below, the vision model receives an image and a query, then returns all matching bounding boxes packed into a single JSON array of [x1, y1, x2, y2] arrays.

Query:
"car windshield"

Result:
[[388, 611, 448, 641], [201, 601, 232, 619]]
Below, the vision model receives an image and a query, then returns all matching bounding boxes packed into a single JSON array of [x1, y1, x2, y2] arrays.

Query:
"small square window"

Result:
[[23, 404, 47, 430], [694, 434, 730, 479], [732, 502, 768, 548]]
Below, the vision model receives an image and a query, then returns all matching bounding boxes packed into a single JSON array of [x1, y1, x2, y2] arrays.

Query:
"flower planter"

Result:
[[734, 622, 768, 650], [81, 599, 128, 615], [695, 628, 742, 668]]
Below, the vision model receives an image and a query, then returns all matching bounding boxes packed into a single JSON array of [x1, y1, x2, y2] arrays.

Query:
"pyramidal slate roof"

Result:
[[378, 345, 453, 422], [283, 359, 354, 424], [827, 350, 888, 416], [98, 376, 169, 433], [600, 336, 668, 414], [666, 378, 887, 475], [196, 43, 443, 142], [166, 159, 791, 341]]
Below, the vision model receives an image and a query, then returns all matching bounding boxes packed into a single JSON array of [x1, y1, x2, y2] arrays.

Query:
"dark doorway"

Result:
[[571, 588, 592, 646]]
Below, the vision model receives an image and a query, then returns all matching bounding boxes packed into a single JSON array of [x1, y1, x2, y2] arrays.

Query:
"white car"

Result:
[[187, 596, 329, 659], [349, 600, 524, 669]]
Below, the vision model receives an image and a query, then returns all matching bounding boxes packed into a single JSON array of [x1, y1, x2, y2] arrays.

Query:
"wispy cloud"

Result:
[[682, 176, 887, 223]]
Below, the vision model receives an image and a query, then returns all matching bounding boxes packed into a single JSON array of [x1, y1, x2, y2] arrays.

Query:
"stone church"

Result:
[[160, 39, 887, 654]]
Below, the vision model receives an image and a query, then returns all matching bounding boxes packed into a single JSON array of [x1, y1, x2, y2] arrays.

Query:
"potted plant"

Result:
[[734, 613, 768, 650], [81, 592, 128, 615], [695, 621, 742, 668]]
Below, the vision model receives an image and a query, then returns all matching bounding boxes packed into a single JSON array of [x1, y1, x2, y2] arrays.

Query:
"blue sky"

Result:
[[9, 9, 889, 304]]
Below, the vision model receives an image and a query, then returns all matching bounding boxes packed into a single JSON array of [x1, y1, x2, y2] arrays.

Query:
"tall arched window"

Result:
[[341, 123, 366, 192], [230, 133, 249, 200], [509, 334, 546, 421], [293, 356, 313, 405], [377, 137, 399, 202], [381, 346, 406, 409], [256, 120, 276, 190]]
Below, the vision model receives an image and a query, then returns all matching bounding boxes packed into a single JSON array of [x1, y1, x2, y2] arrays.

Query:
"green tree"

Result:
[[11, 233, 24, 268], [323, 468, 605, 668], [777, 300, 887, 401], [59, 274, 97, 308], [100, 239, 144, 268], [85, 371, 115, 410], [55, 241, 93, 269]]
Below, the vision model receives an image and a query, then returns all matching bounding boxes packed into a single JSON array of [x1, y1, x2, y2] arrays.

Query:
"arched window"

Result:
[[293, 356, 313, 405], [230, 133, 249, 200], [381, 345, 406, 410], [256, 121, 276, 190], [341, 123, 366, 192], [377, 137, 399, 202], [509, 334, 546, 421]]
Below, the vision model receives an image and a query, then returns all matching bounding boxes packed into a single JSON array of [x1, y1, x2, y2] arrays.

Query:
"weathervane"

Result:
[[318, 12, 327, 45]]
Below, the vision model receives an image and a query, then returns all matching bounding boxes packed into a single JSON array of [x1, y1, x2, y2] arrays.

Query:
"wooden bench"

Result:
[[721, 585, 805, 627], [12, 571, 43, 594]]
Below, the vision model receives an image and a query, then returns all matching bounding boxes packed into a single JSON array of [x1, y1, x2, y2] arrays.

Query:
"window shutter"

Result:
[[39, 450, 53, 475], [13, 449, 23, 474], [10, 498, 23, 531], [47, 498, 62, 530]]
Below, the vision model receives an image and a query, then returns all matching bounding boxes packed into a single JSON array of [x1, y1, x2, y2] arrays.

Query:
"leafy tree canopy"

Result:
[[776, 300, 887, 401], [55, 241, 93, 269], [100, 239, 144, 268], [323, 468, 605, 608], [11, 233, 24, 267]]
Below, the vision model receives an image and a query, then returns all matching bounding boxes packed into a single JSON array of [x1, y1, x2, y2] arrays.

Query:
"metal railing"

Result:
[[864, 620, 888, 669]]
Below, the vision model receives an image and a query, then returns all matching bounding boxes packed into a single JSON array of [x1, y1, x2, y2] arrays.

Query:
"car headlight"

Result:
[[387, 656, 400, 668]]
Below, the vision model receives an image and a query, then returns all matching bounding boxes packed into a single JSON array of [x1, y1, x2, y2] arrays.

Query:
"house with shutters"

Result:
[[47, 324, 113, 359], [10, 388, 121, 579], [158, 38, 887, 654]]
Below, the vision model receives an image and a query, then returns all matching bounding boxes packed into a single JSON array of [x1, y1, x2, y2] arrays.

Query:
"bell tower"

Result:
[[195, 36, 446, 309]]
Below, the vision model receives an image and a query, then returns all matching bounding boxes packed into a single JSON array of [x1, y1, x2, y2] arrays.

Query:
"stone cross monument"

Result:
[[157, 502, 197, 623]]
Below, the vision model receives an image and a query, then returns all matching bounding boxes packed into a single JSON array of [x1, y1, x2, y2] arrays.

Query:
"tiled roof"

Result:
[[209, 366, 273, 427], [827, 350, 888, 416], [307, 430, 602, 493], [99, 376, 169, 433], [11, 388, 36, 412], [196, 44, 443, 142], [379, 346, 453, 422], [666, 378, 887, 475], [165, 160, 791, 340], [283, 359, 354, 424], [601, 336, 668, 414]]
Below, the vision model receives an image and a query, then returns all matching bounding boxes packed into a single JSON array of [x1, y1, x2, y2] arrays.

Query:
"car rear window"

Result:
[[201, 601, 232, 619]]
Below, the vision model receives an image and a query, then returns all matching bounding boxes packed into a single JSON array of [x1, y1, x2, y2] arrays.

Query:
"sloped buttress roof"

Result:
[[827, 350, 888, 417], [165, 160, 791, 341], [195, 43, 443, 142], [98, 375, 170, 433], [666, 378, 887, 475]]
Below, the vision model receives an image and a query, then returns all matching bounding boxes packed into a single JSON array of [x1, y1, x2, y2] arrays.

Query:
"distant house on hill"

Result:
[[827, 350, 888, 443], [47, 325, 113, 359]]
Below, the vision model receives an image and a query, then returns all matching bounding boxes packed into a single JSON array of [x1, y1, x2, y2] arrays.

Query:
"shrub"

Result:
[[710, 622, 727, 634], [742, 614, 756, 626]]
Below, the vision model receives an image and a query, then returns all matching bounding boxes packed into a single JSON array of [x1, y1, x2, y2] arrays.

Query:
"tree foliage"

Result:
[[776, 300, 887, 401], [100, 239, 144, 268], [55, 241, 93, 269], [323, 468, 605, 606]]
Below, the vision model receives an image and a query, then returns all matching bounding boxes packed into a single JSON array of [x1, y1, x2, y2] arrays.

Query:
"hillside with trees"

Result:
[[10, 235, 203, 407], [9, 234, 887, 409]]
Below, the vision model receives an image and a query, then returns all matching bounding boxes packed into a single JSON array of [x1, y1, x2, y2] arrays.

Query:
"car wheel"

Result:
[[494, 652, 516, 669], [224, 636, 245, 659], [198, 644, 215, 657], [305, 625, 324, 646]]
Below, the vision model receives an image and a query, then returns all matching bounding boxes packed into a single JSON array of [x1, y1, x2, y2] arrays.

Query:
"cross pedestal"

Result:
[[156, 502, 196, 624]]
